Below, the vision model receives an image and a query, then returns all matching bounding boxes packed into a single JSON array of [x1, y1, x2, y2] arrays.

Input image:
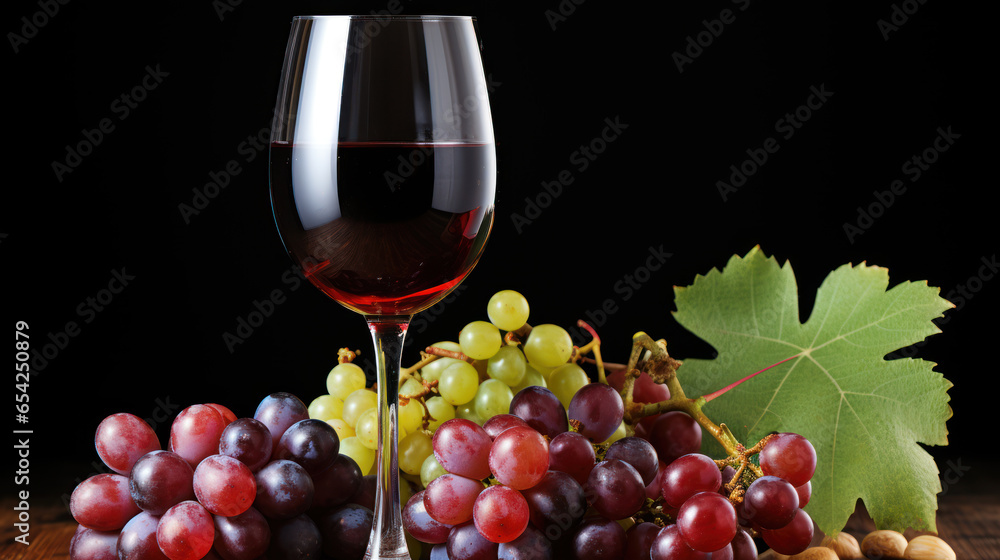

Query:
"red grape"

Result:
[[193, 454, 257, 516], [760, 508, 813, 555], [489, 426, 549, 490], [647, 411, 702, 466], [743, 475, 799, 529], [567, 383, 624, 442], [424, 473, 486, 526], [117, 511, 168, 560], [432, 418, 493, 480], [213, 507, 271, 560], [586, 459, 646, 520], [645, 460, 668, 501], [661, 453, 722, 508], [795, 480, 812, 508], [403, 490, 453, 544], [218, 417, 273, 472], [676, 492, 738, 553], [759, 432, 816, 487], [168, 404, 228, 469], [70, 473, 140, 532], [253, 392, 310, 454], [69, 525, 119, 560], [650, 524, 710, 560], [156, 500, 214, 560], [547, 431, 596, 487], [607, 370, 670, 403], [483, 413, 530, 439], [254, 459, 314, 520], [94, 413, 160, 475], [730, 528, 758, 560], [205, 403, 237, 425], [473, 485, 530, 543], [508, 386, 568, 439], [129, 450, 195, 516], [605, 437, 659, 486]]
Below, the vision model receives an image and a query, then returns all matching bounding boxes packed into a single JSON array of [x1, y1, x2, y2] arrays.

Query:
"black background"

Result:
[[3, 0, 995, 506]]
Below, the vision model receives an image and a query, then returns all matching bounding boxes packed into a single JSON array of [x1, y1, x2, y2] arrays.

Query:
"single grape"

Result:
[[473, 485, 530, 543], [660, 453, 722, 508], [355, 408, 380, 450], [308, 394, 344, 421], [650, 524, 710, 560], [432, 418, 493, 480], [729, 528, 758, 560], [169, 404, 228, 469], [586, 459, 646, 520], [205, 403, 237, 425], [483, 413, 530, 439], [424, 473, 486, 526], [474, 378, 515, 421], [213, 507, 271, 560], [316, 504, 374, 560], [421, 453, 448, 488], [548, 431, 596, 487], [645, 460, 668, 501], [326, 362, 368, 400], [523, 324, 573, 367], [508, 386, 568, 439], [795, 480, 812, 508], [399, 397, 425, 434], [254, 459, 314, 520], [448, 521, 500, 560], [743, 475, 799, 529], [624, 522, 661, 560], [311, 453, 363, 511], [719, 465, 737, 497], [487, 345, 528, 386], [459, 320, 503, 360], [426, 395, 457, 431], [520, 470, 587, 539], [117, 511, 168, 560], [94, 413, 160, 475], [487, 290, 530, 331], [511, 365, 548, 395], [156, 500, 215, 560], [400, 431, 435, 475], [646, 411, 702, 466], [430, 544, 449, 560], [275, 418, 340, 474], [455, 402, 485, 425], [70, 473, 140, 532], [489, 426, 549, 490], [129, 450, 195, 515], [439, 361, 482, 406], [546, 364, 590, 408], [348, 474, 377, 512], [567, 383, 624, 443], [253, 392, 310, 454], [760, 508, 813, 555], [339, 436, 375, 474], [341, 389, 378, 428], [69, 525, 120, 560], [420, 342, 463, 383], [676, 492, 738, 553], [327, 417, 356, 440], [759, 432, 817, 487], [218, 417, 273, 472], [571, 517, 627, 560], [193, 454, 256, 517], [498, 524, 551, 560], [269, 513, 323, 560], [403, 490, 453, 544], [605, 437, 659, 486]]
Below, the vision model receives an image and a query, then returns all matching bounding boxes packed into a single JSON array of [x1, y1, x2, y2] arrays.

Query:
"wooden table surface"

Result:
[[3, 459, 997, 559]]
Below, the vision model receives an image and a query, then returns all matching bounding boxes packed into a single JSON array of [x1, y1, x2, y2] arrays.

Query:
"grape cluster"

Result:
[[68, 393, 377, 560]]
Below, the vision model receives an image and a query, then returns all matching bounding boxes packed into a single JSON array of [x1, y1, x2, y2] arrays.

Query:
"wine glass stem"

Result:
[[364, 314, 412, 560]]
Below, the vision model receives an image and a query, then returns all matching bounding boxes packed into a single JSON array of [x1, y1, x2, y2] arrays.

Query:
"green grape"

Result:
[[487, 290, 530, 331], [308, 394, 344, 421], [424, 396, 455, 431], [473, 378, 514, 421], [356, 408, 379, 450], [456, 402, 484, 425], [340, 436, 375, 474], [399, 377, 424, 399], [399, 431, 433, 475], [548, 363, 590, 408], [511, 365, 547, 395], [458, 321, 502, 360], [326, 418, 355, 440], [487, 345, 527, 386], [398, 398, 424, 434], [523, 324, 573, 367], [342, 389, 378, 428], [599, 420, 627, 445], [326, 362, 367, 400], [419, 342, 463, 383], [420, 453, 448, 488], [438, 361, 479, 406]]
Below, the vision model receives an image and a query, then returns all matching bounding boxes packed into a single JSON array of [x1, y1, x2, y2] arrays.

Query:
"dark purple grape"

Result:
[[650, 524, 709, 560], [718, 465, 737, 497], [254, 392, 310, 454], [547, 432, 596, 487], [317, 504, 374, 560], [520, 471, 587, 540], [624, 522, 660, 560], [348, 474, 377, 512], [647, 411, 701, 466], [585, 460, 646, 520], [730, 528, 758, 560], [129, 450, 195, 516], [275, 418, 340, 474], [483, 414, 530, 439], [743, 475, 799, 529], [218, 417, 273, 472], [498, 524, 552, 560], [311, 453, 363, 511], [117, 511, 167, 560], [710, 544, 734, 560], [69, 525, 119, 560], [213, 507, 271, 560], [509, 386, 568, 439], [431, 544, 451, 560], [268, 513, 323, 560], [567, 383, 624, 443], [447, 521, 499, 560], [254, 459, 314, 520], [571, 517, 626, 560], [403, 490, 453, 544], [605, 437, 659, 485]]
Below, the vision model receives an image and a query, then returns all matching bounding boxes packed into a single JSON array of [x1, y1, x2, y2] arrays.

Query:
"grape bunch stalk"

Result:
[[308, 290, 819, 560]]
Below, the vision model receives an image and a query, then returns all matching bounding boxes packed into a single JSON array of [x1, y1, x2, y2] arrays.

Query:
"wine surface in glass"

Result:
[[270, 141, 495, 315]]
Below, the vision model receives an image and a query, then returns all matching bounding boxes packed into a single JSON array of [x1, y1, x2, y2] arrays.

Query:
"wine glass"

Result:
[[268, 15, 496, 560]]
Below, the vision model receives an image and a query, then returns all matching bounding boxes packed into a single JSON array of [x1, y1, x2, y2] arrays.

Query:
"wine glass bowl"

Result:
[[268, 15, 496, 560]]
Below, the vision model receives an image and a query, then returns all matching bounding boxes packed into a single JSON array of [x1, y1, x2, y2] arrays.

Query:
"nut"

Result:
[[860, 530, 908, 559], [790, 547, 840, 560], [903, 535, 956, 560], [821, 532, 864, 559], [758, 550, 791, 560]]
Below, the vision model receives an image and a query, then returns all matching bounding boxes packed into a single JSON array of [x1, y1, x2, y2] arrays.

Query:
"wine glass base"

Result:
[[363, 543, 411, 560]]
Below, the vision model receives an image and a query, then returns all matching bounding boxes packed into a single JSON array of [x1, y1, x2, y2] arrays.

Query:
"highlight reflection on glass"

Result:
[[269, 15, 496, 560]]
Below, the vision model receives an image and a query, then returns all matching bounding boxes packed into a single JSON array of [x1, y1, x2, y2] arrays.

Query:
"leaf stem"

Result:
[[700, 353, 802, 403]]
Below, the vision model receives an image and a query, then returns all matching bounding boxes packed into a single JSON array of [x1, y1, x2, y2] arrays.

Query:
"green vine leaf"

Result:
[[672, 246, 953, 536]]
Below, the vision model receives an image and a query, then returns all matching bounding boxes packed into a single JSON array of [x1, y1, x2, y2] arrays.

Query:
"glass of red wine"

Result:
[[269, 15, 495, 560]]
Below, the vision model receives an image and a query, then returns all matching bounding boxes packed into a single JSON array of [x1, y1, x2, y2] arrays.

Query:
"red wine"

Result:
[[270, 141, 495, 315]]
